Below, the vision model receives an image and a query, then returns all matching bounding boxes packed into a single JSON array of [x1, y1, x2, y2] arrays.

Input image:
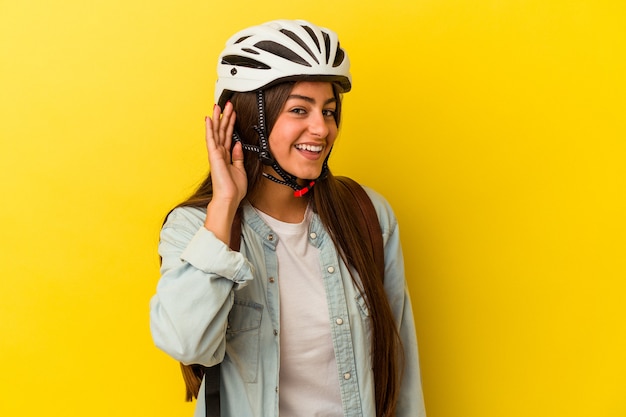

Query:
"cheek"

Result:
[[267, 133, 290, 156], [327, 125, 339, 146]]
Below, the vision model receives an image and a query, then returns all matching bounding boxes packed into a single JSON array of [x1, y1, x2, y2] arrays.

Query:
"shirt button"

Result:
[[336, 318, 344, 325], [309, 232, 317, 239], [268, 234, 274, 241], [269, 277, 275, 283], [273, 329, 279, 336], [343, 372, 351, 380], [327, 266, 335, 273]]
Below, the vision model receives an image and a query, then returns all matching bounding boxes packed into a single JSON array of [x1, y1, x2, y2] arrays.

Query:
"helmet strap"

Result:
[[254, 91, 274, 166]]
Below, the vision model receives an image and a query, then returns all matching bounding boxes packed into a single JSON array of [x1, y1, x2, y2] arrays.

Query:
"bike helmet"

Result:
[[215, 19, 351, 107]]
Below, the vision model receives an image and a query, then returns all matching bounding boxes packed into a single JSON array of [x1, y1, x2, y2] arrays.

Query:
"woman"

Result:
[[150, 19, 426, 417]]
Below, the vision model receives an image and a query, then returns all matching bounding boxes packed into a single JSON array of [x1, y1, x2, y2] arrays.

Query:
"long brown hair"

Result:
[[175, 81, 403, 416]]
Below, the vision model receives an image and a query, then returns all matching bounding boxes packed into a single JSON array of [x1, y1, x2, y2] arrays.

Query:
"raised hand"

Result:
[[203, 102, 247, 244]]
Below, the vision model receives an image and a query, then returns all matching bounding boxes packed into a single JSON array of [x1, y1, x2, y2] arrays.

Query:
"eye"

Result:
[[289, 107, 307, 115], [323, 109, 337, 118]]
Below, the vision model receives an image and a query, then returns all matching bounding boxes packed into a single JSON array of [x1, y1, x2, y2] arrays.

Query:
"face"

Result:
[[267, 81, 338, 182]]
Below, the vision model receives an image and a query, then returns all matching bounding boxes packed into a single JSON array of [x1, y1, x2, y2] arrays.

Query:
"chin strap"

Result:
[[231, 90, 330, 197]]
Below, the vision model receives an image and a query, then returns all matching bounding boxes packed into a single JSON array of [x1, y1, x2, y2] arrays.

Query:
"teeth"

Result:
[[295, 144, 323, 152]]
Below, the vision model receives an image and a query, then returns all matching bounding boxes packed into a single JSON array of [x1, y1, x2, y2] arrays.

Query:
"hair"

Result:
[[173, 81, 403, 416]]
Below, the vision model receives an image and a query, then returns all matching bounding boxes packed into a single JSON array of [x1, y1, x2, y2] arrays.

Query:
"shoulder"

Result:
[[357, 183, 399, 238], [360, 185, 395, 217], [162, 205, 207, 234]]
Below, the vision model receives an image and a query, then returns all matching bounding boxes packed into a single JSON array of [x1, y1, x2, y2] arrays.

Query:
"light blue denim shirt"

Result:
[[150, 186, 426, 417]]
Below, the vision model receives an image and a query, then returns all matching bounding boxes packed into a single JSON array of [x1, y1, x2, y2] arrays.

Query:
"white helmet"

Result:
[[215, 19, 352, 106]]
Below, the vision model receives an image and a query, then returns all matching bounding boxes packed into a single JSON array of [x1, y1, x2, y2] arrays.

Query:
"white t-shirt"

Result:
[[255, 207, 343, 417]]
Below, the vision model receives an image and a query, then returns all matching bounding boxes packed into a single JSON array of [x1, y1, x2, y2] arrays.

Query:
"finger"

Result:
[[231, 140, 244, 167], [205, 115, 215, 151], [212, 104, 223, 146], [224, 108, 237, 152], [218, 101, 234, 143]]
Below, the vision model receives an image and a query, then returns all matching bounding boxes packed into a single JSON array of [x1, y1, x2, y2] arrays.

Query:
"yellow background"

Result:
[[1, 1, 625, 416]]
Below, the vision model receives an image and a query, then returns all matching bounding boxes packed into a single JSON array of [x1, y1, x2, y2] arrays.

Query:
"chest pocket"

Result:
[[226, 298, 263, 383]]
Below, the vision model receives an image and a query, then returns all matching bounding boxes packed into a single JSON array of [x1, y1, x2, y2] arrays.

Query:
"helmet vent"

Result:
[[234, 35, 252, 44], [279, 29, 320, 65], [242, 48, 259, 55], [322, 32, 331, 64], [254, 41, 312, 67], [301, 25, 321, 53], [221, 55, 271, 69], [332, 45, 345, 67]]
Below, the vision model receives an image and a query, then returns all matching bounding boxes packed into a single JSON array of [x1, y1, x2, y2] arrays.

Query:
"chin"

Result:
[[297, 170, 323, 181], [269, 161, 324, 183]]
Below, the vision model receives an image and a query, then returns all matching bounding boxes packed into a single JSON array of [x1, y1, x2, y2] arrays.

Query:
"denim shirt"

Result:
[[150, 186, 426, 417]]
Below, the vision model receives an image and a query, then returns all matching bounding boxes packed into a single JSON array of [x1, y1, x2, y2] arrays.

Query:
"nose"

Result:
[[308, 111, 330, 138]]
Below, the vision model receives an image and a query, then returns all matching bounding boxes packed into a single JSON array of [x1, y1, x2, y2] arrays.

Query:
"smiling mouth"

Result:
[[295, 144, 324, 153]]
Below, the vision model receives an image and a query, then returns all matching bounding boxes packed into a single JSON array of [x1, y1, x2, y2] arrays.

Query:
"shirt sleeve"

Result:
[[149, 206, 254, 366]]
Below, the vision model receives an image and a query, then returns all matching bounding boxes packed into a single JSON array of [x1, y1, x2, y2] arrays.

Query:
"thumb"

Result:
[[231, 141, 245, 167]]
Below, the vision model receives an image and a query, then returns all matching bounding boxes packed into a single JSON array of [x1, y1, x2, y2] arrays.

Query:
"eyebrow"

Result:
[[287, 94, 337, 105]]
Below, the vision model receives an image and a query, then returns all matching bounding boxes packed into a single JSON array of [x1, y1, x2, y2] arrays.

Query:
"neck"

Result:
[[249, 178, 309, 223]]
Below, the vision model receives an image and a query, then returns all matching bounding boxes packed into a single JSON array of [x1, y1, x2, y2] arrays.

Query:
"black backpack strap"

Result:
[[203, 364, 221, 417]]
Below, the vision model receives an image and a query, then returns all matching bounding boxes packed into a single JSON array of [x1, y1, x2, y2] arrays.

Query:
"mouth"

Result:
[[294, 143, 324, 154]]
